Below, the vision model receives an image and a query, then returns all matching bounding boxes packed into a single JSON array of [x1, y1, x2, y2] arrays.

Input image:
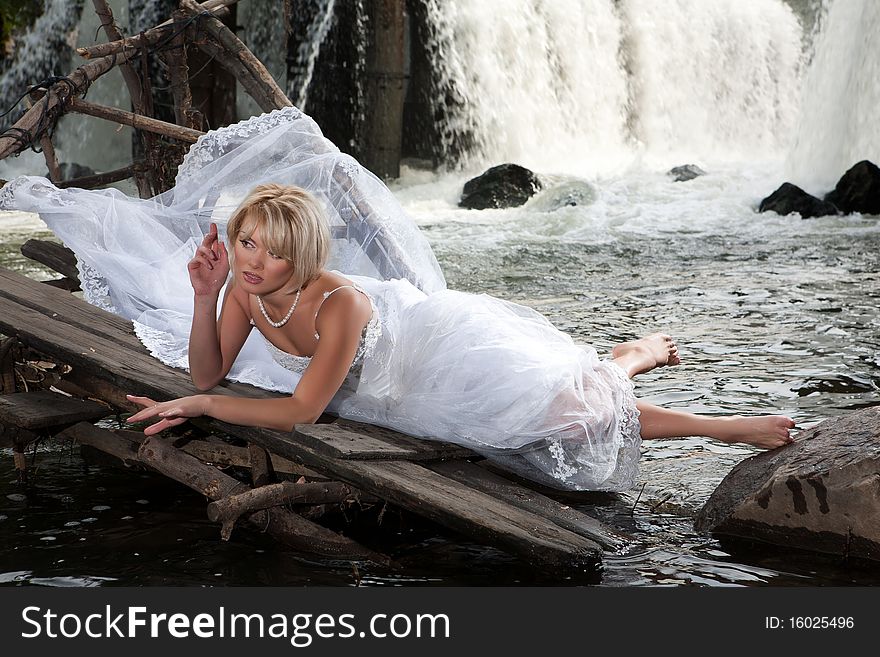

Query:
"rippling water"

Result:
[[1, 164, 879, 586]]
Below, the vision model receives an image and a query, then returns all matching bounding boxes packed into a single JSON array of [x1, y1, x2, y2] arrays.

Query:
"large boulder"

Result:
[[758, 182, 838, 218], [459, 163, 542, 210], [695, 406, 880, 561], [824, 160, 880, 216]]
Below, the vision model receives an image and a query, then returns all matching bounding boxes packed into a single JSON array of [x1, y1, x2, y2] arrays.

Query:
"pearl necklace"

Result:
[[256, 289, 301, 328]]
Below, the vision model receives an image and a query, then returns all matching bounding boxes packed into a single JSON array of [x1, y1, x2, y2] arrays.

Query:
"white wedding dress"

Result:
[[0, 107, 641, 491]]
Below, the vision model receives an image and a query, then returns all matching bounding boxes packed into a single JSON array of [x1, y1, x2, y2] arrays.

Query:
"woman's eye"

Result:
[[268, 252, 282, 260], [239, 239, 254, 248]]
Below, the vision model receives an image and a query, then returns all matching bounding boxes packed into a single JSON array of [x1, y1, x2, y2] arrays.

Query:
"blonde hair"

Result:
[[227, 184, 330, 291]]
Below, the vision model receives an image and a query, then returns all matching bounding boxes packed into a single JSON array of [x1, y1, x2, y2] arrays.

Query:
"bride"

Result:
[[0, 106, 794, 491]]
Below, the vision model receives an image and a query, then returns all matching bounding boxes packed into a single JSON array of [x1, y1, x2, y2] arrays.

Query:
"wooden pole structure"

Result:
[[0, 50, 138, 161], [66, 98, 204, 143], [363, 0, 406, 179], [179, 0, 292, 112]]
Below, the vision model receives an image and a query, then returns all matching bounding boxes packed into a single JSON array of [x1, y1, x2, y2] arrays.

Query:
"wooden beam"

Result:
[[67, 97, 203, 143], [20, 240, 79, 281]]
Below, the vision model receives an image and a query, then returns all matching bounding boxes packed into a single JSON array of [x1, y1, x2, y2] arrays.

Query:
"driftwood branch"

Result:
[[75, 0, 237, 60], [67, 97, 204, 143], [138, 435, 388, 562], [180, 0, 291, 112], [91, 0, 144, 111], [0, 50, 138, 160], [57, 162, 149, 189], [207, 480, 373, 537], [163, 11, 200, 130]]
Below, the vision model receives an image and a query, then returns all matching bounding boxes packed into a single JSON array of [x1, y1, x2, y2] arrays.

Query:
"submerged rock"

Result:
[[824, 160, 880, 216], [459, 163, 542, 210], [695, 406, 880, 561], [667, 164, 706, 182], [527, 179, 595, 212], [758, 182, 838, 218]]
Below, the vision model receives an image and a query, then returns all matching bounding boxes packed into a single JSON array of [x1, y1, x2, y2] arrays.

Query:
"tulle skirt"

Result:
[[0, 107, 641, 491]]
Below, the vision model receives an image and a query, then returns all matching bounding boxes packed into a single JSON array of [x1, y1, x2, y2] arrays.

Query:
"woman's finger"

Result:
[[125, 394, 157, 408], [126, 404, 165, 423], [143, 416, 187, 436]]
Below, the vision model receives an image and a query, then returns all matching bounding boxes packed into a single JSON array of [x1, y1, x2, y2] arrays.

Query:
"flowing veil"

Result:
[[0, 107, 446, 392]]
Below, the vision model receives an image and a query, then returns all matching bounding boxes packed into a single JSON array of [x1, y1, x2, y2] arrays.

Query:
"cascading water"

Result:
[[421, 0, 805, 175], [785, 0, 880, 192]]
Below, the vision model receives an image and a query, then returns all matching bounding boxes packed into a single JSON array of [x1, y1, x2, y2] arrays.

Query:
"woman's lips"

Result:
[[242, 271, 263, 285]]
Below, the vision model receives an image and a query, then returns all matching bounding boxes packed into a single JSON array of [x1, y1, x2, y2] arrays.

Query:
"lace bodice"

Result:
[[260, 283, 381, 376]]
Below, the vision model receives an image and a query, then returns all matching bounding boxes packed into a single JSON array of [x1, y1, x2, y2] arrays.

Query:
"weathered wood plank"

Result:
[[19, 240, 79, 283], [296, 421, 474, 461], [0, 390, 111, 431], [427, 460, 631, 551]]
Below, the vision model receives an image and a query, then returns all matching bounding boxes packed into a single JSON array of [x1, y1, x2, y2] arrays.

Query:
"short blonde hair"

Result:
[[227, 184, 330, 291]]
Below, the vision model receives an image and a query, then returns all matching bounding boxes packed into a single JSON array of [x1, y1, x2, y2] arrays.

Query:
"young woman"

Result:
[[0, 108, 794, 492]]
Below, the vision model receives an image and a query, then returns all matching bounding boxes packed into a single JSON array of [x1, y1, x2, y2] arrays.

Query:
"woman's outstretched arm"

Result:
[[187, 223, 250, 390], [127, 287, 374, 434]]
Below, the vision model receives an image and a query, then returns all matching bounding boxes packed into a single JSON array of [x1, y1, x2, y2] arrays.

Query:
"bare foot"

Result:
[[712, 415, 796, 449], [612, 333, 681, 377]]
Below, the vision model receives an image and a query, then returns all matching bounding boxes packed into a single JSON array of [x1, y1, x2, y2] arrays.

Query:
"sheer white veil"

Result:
[[0, 106, 446, 391]]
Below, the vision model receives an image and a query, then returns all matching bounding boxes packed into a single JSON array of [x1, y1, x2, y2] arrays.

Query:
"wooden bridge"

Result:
[[0, 244, 631, 577]]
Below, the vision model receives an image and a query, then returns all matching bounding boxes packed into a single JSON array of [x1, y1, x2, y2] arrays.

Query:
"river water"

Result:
[[1, 0, 879, 586]]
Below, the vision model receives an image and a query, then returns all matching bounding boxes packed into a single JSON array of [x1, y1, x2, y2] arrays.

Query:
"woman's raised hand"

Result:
[[188, 222, 229, 297]]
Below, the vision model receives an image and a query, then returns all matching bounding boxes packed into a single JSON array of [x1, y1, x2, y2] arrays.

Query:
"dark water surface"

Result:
[[1, 201, 879, 586]]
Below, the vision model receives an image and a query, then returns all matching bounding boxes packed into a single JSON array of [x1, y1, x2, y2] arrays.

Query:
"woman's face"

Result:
[[233, 222, 295, 296]]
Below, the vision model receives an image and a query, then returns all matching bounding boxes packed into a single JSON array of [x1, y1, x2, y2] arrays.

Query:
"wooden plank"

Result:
[[0, 390, 111, 430], [426, 460, 631, 551], [20, 240, 80, 282], [296, 421, 474, 461]]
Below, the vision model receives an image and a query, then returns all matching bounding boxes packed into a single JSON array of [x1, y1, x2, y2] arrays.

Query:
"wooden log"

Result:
[[138, 435, 388, 562], [0, 50, 138, 161], [20, 240, 79, 281], [75, 0, 237, 59], [91, 0, 151, 194], [0, 337, 17, 394], [59, 421, 141, 466], [164, 11, 199, 130], [57, 163, 149, 190], [207, 481, 366, 539], [66, 98, 204, 143], [248, 443, 273, 487], [179, 0, 291, 112], [91, 0, 145, 113]]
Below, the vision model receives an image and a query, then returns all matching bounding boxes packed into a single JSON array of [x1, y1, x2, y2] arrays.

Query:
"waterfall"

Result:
[[423, 0, 804, 174], [785, 0, 880, 192]]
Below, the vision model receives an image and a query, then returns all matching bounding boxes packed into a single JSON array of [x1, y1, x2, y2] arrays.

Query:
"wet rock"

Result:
[[695, 406, 880, 561], [459, 163, 542, 210], [667, 164, 706, 182], [528, 179, 595, 212], [824, 160, 880, 216], [758, 182, 838, 218], [792, 374, 876, 396]]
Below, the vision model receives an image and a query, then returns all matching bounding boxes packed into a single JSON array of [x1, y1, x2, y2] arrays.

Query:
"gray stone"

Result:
[[667, 164, 706, 182], [694, 406, 880, 561], [759, 182, 839, 218]]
